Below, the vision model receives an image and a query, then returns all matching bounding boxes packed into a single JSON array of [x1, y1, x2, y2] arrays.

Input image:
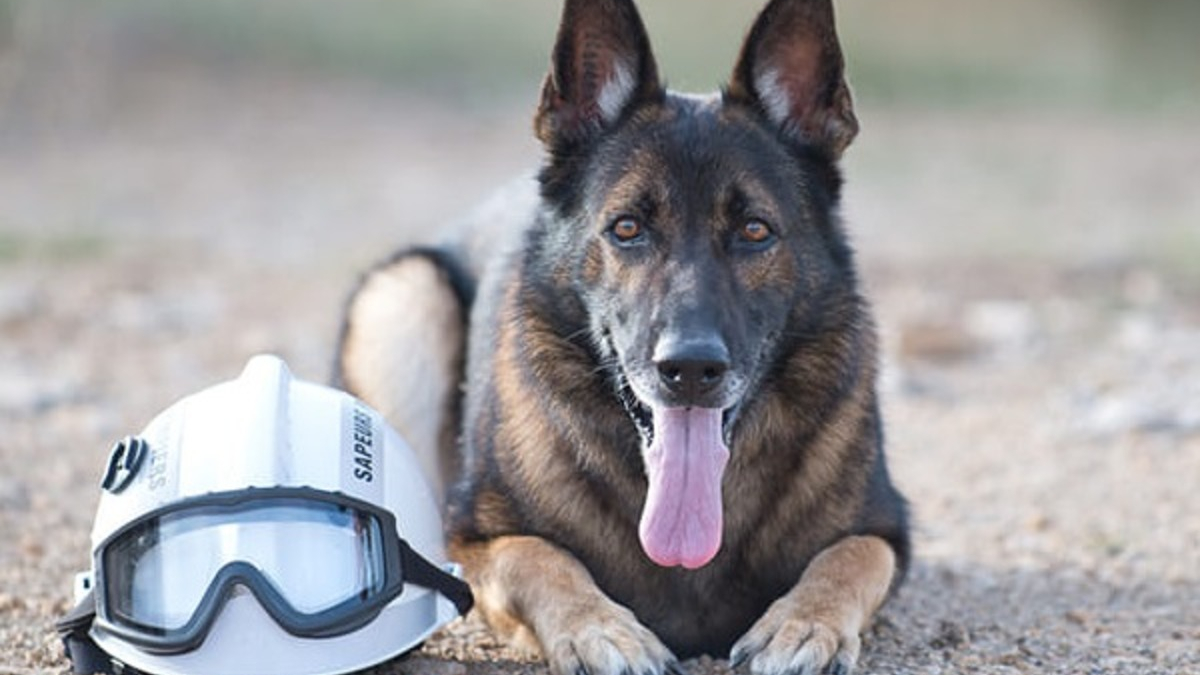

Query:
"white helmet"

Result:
[[58, 354, 472, 675]]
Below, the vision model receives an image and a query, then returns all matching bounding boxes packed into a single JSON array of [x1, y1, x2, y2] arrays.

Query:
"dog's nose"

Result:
[[654, 337, 730, 402]]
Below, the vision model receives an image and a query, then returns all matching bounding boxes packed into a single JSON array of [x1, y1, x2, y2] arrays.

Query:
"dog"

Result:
[[336, 1, 910, 674]]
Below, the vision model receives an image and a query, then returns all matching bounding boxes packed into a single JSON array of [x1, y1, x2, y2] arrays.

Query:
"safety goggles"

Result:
[[92, 487, 472, 654]]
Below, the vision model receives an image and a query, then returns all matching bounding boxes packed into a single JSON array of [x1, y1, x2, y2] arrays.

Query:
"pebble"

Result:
[[0, 592, 26, 612], [964, 299, 1038, 354], [897, 320, 978, 363], [1075, 388, 1200, 439], [1154, 639, 1195, 664], [1064, 610, 1092, 626], [929, 620, 970, 649]]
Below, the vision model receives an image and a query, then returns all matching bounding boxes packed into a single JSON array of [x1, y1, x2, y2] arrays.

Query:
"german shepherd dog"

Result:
[[337, 0, 909, 674]]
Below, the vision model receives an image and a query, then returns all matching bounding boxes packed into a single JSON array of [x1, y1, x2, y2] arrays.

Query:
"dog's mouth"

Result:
[[612, 368, 741, 570], [616, 379, 741, 448]]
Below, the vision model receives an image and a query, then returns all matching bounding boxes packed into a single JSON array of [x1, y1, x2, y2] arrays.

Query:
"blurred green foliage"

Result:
[[4, 0, 1199, 112], [0, 230, 110, 265]]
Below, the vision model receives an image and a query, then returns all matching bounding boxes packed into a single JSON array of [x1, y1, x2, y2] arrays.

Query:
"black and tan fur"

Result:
[[337, 1, 909, 674]]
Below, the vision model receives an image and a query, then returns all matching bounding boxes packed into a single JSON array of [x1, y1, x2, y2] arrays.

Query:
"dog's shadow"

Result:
[[371, 560, 1195, 675]]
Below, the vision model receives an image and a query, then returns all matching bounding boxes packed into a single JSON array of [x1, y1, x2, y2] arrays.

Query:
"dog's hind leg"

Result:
[[335, 248, 472, 503]]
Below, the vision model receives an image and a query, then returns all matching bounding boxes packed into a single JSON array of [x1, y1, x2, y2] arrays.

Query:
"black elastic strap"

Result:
[[399, 543, 475, 618], [55, 590, 140, 675]]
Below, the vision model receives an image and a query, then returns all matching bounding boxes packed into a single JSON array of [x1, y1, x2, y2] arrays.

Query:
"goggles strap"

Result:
[[398, 541, 475, 617], [56, 590, 146, 675]]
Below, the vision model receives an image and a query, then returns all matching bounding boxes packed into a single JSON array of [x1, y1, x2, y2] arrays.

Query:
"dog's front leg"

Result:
[[452, 535, 678, 675], [730, 535, 896, 675]]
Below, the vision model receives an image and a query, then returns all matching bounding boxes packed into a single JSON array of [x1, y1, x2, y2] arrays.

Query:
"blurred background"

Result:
[[3, 0, 1199, 269], [1, 1, 1198, 673]]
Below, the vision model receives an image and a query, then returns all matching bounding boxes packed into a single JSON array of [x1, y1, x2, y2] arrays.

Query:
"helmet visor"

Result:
[[105, 500, 384, 630], [96, 489, 404, 652]]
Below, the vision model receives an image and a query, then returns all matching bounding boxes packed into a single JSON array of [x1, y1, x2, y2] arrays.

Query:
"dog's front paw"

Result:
[[539, 597, 677, 675], [730, 606, 859, 675]]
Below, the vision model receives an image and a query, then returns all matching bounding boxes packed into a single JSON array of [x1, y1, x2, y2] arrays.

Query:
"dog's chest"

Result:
[[584, 542, 801, 657]]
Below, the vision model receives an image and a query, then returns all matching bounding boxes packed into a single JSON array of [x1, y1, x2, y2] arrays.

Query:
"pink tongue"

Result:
[[638, 407, 730, 569]]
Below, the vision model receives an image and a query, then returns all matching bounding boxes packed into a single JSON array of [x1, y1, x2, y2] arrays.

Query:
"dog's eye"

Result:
[[739, 220, 774, 244], [610, 217, 645, 244]]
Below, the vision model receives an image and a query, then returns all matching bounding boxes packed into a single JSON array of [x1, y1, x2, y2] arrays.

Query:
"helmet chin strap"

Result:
[[57, 590, 137, 675]]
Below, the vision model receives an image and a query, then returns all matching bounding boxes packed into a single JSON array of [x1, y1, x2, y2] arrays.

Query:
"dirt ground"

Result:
[[2, 45, 1199, 675]]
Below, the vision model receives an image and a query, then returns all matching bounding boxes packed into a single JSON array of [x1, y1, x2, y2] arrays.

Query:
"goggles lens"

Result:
[[101, 496, 388, 640]]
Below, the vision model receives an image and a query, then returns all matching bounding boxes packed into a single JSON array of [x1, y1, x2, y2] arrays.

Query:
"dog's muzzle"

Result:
[[610, 337, 747, 569]]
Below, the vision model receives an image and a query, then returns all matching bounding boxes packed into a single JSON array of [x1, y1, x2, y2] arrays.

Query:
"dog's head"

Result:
[[534, 0, 859, 569]]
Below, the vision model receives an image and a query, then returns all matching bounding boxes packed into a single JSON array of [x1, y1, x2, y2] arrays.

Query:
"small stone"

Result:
[[898, 320, 978, 363], [929, 620, 970, 649], [1154, 639, 1195, 664], [0, 593, 25, 612], [1064, 610, 1091, 626], [1026, 513, 1052, 532], [20, 536, 44, 560], [964, 300, 1037, 353]]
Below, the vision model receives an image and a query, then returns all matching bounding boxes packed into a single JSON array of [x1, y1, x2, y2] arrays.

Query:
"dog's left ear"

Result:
[[727, 0, 858, 159], [535, 0, 662, 147]]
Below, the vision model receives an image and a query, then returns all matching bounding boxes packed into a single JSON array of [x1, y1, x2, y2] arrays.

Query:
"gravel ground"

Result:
[[2, 53, 1198, 675]]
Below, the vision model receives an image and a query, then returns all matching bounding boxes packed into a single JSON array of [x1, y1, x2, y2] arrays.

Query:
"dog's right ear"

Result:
[[534, 0, 662, 147]]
